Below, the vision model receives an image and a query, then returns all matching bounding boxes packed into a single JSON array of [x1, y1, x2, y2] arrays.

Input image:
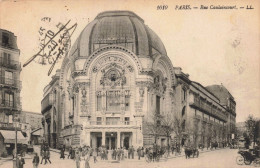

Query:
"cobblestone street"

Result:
[[1, 148, 255, 168]]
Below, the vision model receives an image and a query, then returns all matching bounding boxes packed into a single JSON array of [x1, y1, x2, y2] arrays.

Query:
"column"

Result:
[[117, 131, 121, 148], [102, 131, 105, 146], [129, 133, 132, 147], [86, 131, 91, 146], [121, 134, 125, 148], [132, 131, 137, 148]]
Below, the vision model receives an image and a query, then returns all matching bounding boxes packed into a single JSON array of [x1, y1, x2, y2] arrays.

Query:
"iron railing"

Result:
[[0, 76, 21, 88], [0, 98, 22, 110], [0, 58, 21, 70], [89, 121, 136, 126]]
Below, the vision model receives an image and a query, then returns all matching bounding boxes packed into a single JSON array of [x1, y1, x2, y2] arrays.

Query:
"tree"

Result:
[[144, 112, 165, 144], [244, 115, 259, 146], [160, 111, 175, 147]]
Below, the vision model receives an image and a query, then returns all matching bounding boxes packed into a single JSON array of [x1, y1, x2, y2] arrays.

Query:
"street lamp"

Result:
[[13, 117, 20, 168]]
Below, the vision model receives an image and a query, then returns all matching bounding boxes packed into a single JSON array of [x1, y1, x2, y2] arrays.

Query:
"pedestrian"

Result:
[[40, 148, 45, 164], [93, 148, 97, 163], [32, 153, 40, 168], [45, 148, 51, 164], [124, 147, 128, 159], [68, 147, 72, 159], [105, 148, 108, 160], [131, 146, 135, 159], [112, 148, 116, 160], [137, 146, 141, 160], [84, 152, 90, 168], [128, 147, 131, 159], [18, 154, 25, 168], [60, 145, 65, 159], [117, 148, 121, 161], [74, 151, 81, 168], [121, 147, 125, 160]]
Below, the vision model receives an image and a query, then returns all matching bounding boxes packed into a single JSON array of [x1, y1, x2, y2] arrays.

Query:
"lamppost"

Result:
[[13, 117, 20, 168]]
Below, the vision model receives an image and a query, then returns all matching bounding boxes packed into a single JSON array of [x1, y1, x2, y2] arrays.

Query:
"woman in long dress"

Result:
[[84, 152, 90, 168]]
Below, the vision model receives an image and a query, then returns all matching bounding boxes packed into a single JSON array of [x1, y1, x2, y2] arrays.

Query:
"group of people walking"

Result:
[[40, 143, 51, 165]]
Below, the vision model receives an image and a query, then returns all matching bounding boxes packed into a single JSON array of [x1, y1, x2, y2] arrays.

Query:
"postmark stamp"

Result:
[[23, 17, 77, 76]]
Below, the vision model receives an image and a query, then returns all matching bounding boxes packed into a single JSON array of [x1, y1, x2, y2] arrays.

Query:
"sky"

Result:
[[0, 0, 259, 122]]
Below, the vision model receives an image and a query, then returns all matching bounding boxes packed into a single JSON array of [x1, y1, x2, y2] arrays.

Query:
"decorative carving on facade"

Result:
[[67, 81, 73, 98], [83, 45, 142, 73], [139, 87, 144, 98], [72, 71, 87, 78], [92, 66, 98, 73], [80, 84, 89, 116], [100, 64, 127, 88], [127, 65, 134, 72], [136, 81, 153, 88], [72, 84, 79, 94], [153, 75, 168, 95], [81, 87, 87, 98]]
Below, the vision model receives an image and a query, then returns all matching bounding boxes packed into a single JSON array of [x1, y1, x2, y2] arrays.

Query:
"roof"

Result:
[[0, 29, 19, 50], [0, 130, 27, 144], [69, 10, 167, 58], [206, 84, 235, 105], [31, 127, 43, 136]]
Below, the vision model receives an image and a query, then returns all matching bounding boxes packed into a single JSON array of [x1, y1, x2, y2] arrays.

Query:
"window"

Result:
[[53, 121, 56, 132], [5, 92, 14, 107], [5, 71, 13, 85], [97, 117, 102, 125], [97, 91, 102, 111], [156, 95, 160, 114], [106, 91, 121, 111], [9, 115, 13, 123], [2, 32, 9, 45], [0, 91, 2, 104], [106, 117, 120, 125], [4, 114, 9, 123], [3, 52, 11, 65], [182, 107, 186, 117], [182, 89, 186, 101], [125, 95, 130, 111], [124, 117, 130, 125], [72, 97, 75, 115]]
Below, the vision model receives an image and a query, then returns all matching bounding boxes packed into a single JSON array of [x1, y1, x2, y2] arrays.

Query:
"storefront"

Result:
[[0, 130, 27, 156]]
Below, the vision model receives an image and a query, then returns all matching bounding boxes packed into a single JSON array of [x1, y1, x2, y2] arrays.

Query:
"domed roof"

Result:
[[70, 11, 167, 58]]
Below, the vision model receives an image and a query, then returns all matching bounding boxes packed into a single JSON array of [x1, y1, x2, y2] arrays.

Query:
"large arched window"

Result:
[[96, 64, 130, 113], [182, 106, 186, 117]]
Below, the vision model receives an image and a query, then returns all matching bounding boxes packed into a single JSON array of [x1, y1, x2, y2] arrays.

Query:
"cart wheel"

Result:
[[236, 156, 244, 165], [244, 159, 252, 165]]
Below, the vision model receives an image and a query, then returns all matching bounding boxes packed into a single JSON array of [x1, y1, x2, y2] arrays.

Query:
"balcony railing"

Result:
[[0, 98, 22, 110], [0, 58, 21, 70], [89, 121, 136, 126], [0, 76, 21, 89], [0, 122, 21, 130], [41, 93, 53, 113]]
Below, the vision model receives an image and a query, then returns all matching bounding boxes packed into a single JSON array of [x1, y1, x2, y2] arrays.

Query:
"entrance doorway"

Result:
[[111, 137, 116, 149], [97, 137, 102, 148], [124, 137, 129, 149], [105, 132, 117, 150]]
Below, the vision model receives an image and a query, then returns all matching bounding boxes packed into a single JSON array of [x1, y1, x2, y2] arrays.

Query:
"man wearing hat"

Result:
[[18, 154, 25, 168], [32, 152, 40, 168]]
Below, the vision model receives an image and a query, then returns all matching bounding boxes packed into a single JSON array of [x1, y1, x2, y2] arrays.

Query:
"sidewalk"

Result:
[[46, 146, 228, 162], [167, 147, 226, 160], [0, 154, 32, 165]]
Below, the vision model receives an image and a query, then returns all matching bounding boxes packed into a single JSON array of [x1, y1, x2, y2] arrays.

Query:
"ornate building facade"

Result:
[[0, 29, 22, 155], [42, 11, 236, 149]]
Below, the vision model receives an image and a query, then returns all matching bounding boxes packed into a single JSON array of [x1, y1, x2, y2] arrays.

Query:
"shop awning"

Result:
[[0, 130, 27, 144]]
